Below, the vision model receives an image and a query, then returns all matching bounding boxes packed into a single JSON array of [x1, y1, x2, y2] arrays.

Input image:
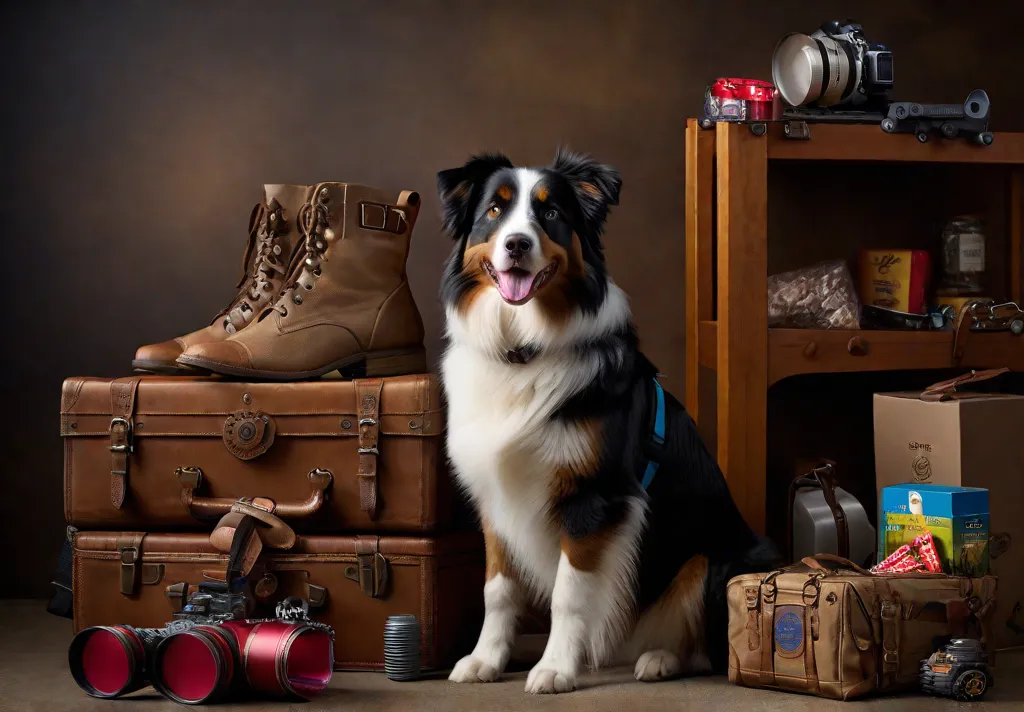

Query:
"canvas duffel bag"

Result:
[[727, 554, 997, 700], [61, 374, 452, 533]]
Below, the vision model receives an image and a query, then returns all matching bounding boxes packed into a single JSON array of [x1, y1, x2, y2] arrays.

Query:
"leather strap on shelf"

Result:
[[355, 378, 384, 521], [920, 368, 1009, 402], [108, 377, 141, 509], [117, 533, 145, 596]]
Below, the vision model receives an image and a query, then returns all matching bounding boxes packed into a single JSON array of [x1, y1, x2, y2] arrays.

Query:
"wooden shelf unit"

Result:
[[684, 120, 1024, 535]]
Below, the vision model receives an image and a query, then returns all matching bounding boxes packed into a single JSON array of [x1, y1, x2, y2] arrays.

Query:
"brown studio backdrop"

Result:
[[3, 0, 1023, 598]]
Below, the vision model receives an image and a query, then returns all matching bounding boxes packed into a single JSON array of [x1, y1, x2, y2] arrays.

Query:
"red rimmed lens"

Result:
[[152, 625, 238, 705], [243, 622, 333, 700], [68, 626, 146, 699]]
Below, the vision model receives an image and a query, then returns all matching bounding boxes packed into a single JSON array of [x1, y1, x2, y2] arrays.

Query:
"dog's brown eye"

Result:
[[545, 209, 558, 220], [488, 205, 502, 218]]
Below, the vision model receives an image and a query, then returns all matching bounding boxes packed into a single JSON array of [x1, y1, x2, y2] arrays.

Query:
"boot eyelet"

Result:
[[293, 295, 303, 305], [313, 268, 322, 277], [304, 283, 313, 290], [273, 245, 282, 255], [279, 307, 288, 317]]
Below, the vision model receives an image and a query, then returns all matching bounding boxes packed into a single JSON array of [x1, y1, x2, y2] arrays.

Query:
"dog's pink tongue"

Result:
[[496, 270, 533, 302]]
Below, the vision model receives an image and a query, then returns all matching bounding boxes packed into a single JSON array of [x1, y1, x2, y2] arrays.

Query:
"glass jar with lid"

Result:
[[940, 215, 985, 294]]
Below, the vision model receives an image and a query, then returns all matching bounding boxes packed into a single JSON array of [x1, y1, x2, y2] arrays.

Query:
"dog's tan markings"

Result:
[[458, 242, 496, 315], [624, 555, 710, 670], [579, 182, 602, 199], [497, 185, 513, 201], [561, 528, 614, 572], [483, 520, 514, 581], [535, 185, 549, 203], [535, 232, 586, 326]]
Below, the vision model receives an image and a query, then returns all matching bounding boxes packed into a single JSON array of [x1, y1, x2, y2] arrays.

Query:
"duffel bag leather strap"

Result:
[[877, 580, 899, 688], [109, 377, 141, 509], [117, 533, 146, 596], [758, 574, 779, 685], [355, 378, 385, 520]]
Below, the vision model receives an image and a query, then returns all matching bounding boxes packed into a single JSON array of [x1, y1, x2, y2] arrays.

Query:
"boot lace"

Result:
[[272, 189, 332, 317], [222, 199, 289, 333]]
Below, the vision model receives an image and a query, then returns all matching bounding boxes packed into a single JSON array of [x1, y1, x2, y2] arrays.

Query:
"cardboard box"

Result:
[[874, 389, 1024, 650], [879, 483, 989, 576]]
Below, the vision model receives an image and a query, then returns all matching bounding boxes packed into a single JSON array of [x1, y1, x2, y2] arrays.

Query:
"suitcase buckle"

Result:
[[120, 547, 139, 565], [345, 552, 389, 598], [109, 416, 134, 454]]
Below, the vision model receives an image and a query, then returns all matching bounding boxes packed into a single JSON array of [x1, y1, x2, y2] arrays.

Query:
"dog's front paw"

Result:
[[448, 654, 502, 683], [525, 664, 577, 694], [634, 649, 681, 681]]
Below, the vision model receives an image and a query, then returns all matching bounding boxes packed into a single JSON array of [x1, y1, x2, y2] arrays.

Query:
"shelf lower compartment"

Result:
[[698, 321, 1024, 384]]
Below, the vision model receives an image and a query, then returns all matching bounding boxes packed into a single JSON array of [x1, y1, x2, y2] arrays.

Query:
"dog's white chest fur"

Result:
[[441, 287, 630, 601]]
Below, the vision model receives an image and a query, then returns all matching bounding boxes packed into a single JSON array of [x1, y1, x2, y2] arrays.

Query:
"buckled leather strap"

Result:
[[117, 533, 145, 596], [878, 582, 899, 688], [745, 586, 760, 651], [355, 378, 384, 520], [359, 202, 411, 234], [109, 377, 141, 509], [804, 606, 820, 692], [348, 536, 388, 598], [758, 581, 776, 685]]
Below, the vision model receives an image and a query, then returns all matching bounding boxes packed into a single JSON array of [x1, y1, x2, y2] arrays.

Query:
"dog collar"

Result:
[[640, 378, 666, 490], [505, 345, 538, 365]]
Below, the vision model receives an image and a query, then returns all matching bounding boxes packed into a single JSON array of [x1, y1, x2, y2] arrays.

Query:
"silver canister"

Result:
[[383, 614, 421, 681]]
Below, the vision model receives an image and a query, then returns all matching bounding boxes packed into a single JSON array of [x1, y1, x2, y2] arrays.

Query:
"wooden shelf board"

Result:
[[764, 123, 1024, 165], [697, 321, 1024, 384]]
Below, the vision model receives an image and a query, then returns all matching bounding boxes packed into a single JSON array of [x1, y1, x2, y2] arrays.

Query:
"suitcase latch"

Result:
[[345, 553, 389, 598]]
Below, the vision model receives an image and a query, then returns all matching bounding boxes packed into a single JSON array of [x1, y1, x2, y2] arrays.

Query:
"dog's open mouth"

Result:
[[483, 259, 558, 305]]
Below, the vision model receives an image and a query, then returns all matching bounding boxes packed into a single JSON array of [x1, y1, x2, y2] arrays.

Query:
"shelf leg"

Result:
[[685, 119, 714, 426], [1011, 168, 1022, 305], [716, 122, 768, 535]]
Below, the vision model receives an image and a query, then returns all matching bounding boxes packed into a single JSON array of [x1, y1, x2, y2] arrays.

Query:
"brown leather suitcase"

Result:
[[61, 374, 452, 533], [72, 530, 485, 670]]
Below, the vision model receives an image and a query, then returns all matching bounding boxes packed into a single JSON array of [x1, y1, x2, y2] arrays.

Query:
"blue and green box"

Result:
[[879, 484, 989, 576]]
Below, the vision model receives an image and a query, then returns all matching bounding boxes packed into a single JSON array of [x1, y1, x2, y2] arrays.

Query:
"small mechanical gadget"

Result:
[[953, 299, 1024, 362], [882, 90, 993, 145], [920, 638, 991, 701]]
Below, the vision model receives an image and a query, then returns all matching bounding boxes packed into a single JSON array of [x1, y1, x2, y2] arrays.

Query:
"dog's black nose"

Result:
[[505, 234, 532, 260]]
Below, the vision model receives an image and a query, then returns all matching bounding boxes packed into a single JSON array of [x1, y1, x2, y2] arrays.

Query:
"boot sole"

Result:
[[175, 347, 427, 381], [132, 359, 208, 376]]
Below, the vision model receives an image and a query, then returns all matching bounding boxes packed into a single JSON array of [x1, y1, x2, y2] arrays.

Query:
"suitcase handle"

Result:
[[176, 466, 333, 521]]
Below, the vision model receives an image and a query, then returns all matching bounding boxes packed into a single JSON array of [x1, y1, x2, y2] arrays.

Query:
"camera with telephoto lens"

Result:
[[773, 20, 893, 108], [68, 584, 334, 705]]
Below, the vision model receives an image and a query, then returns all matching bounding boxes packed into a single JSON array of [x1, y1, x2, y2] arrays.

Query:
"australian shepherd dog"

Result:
[[436, 148, 779, 694]]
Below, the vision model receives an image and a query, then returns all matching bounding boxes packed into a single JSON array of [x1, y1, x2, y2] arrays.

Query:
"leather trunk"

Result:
[[61, 375, 452, 533], [727, 554, 998, 700], [72, 530, 484, 670]]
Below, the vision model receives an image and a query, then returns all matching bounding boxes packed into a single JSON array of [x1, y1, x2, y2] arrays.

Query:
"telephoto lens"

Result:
[[151, 624, 243, 705], [68, 626, 151, 699]]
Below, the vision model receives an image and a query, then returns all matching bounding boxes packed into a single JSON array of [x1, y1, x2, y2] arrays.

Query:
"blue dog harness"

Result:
[[640, 378, 666, 490]]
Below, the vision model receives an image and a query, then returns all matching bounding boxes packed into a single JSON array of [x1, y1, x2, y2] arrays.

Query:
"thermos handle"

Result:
[[176, 466, 333, 521]]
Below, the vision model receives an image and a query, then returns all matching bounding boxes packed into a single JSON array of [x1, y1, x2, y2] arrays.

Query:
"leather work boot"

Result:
[[176, 183, 426, 380], [132, 185, 313, 374]]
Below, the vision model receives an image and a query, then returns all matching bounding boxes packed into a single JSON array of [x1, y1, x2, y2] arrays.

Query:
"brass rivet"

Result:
[[242, 393, 252, 404], [136, 422, 144, 429], [70, 422, 77, 429], [341, 419, 352, 429], [409, 419, 420, 429]]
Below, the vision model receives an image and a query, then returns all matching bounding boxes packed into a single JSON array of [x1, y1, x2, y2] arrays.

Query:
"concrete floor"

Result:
[[2, 600, 1022, 711]]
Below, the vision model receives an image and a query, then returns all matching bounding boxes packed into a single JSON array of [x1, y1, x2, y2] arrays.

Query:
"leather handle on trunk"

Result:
[[177, 466, 333, 520], [787, 459, 849, 561]]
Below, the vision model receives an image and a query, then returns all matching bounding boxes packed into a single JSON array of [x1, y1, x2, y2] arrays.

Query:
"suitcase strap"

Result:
[[345, 536, 389, 598], [355, 378, 385, 521], [117, 533, 146, 595], [108, 377, 141, 509]]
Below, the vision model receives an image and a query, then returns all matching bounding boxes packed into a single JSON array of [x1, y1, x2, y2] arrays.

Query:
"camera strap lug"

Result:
[[346, 535, 389, 598], [782, 120, 810, 140]]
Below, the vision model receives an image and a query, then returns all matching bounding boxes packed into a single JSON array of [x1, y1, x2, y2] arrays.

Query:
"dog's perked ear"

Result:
[[436, 153, 513, 239], [550, 146, 622, 240]]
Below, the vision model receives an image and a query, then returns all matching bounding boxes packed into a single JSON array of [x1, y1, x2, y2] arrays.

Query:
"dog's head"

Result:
[[437, 148, 621, 319]]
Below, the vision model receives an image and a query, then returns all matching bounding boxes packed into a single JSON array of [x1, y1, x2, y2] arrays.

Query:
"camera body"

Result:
[[773, 20, 893, 109], [69, 585, 334, 705]]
